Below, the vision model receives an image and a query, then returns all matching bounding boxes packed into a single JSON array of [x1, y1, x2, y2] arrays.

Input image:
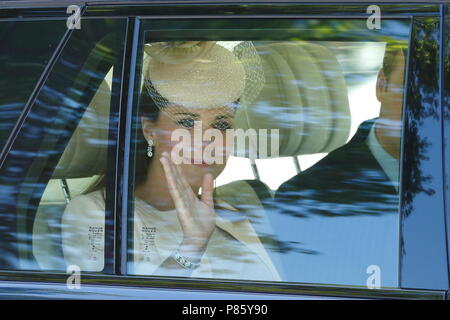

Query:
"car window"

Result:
[[0, 15, 411, 290], [0, 19, 126, 271], [0, 20, 66, 149], [122, 18, 410, 287]]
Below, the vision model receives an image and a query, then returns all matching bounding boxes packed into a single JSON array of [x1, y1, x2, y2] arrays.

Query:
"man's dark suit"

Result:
[[268, 118, 400, 287]]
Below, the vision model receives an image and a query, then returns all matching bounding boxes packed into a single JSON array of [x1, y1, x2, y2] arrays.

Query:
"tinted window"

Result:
[[119, 19, 410, 286], [0, 19, 126, 271], [14, 17, 410, 287]]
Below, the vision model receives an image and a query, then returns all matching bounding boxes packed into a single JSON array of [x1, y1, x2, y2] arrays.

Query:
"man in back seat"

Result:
[[271, 45, 405, 286]]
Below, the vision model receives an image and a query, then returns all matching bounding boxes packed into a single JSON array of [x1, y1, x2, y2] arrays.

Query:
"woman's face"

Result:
[[141, 104, 235, 187]]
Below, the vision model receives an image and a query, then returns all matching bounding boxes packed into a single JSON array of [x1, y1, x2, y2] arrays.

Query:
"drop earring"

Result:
[[147, 139, 154, 158]]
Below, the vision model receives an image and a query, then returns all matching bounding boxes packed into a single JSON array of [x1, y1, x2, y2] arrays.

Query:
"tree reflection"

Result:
[[260, 18, 442, 286], [401, 18, 438, 219]]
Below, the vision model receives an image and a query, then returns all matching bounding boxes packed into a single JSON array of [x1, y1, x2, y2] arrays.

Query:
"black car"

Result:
[[0, 0, 449, 300]]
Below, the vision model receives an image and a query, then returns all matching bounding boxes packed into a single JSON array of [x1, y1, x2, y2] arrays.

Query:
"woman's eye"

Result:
[[213, 121, 232, 131], [176, 119, 195, 128]]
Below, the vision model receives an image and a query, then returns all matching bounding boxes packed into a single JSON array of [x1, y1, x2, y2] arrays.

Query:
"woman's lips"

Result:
[[180, 158, 211, 167], [192, 161, 211, 168]]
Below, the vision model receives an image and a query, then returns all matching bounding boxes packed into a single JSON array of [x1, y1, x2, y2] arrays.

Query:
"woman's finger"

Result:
[[201, 173, 214, 209], [161, 152, 183, 189], [174, 163, 192, 194], [162, 152, 196, 202], [160, 153, 197, 226], [159, 156, 187, 211]]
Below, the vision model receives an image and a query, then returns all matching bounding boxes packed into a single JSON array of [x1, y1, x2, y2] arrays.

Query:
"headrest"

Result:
[[52, 80, 111, 179], [233, 41, 351, 159]]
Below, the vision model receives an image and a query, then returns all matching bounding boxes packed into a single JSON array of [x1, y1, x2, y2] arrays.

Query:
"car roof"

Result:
[[0, 0, 446, 9]]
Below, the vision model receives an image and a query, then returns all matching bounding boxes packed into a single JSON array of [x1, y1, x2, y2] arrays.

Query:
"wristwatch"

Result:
[[171, 249, 201, 270]]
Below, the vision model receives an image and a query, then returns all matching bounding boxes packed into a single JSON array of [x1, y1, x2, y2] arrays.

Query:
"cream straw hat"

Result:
[[143, 41, 264, 115]]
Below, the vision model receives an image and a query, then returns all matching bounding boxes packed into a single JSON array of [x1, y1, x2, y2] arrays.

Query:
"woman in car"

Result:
[[61, 41, 280, 281]]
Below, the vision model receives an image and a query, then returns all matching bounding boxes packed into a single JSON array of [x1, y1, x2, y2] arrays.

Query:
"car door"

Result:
[[0, 1, 447, 300]]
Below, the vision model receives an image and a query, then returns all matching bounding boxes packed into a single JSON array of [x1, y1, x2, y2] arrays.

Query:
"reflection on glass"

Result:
[[0, 17, 410, 288], [127, 41, 281, 280], [271, 43, 406, 287], [124, 18, 409, 286], [0, 19, 125, 271], [0, 20, 66, 149]]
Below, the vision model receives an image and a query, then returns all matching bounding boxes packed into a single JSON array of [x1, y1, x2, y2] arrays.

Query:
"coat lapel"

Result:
[[215, 213, 281, 281]]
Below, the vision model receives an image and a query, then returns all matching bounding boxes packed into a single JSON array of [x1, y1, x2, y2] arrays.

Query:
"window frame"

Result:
[[443, 3, 450, 294], [0, 1, 447, 299]]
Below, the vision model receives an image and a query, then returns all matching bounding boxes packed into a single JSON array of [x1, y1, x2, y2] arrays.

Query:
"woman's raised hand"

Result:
[[159, 152, 216, 258]]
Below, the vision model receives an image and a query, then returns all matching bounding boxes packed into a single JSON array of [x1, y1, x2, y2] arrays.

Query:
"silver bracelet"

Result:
[[171, 249, 200, 270]]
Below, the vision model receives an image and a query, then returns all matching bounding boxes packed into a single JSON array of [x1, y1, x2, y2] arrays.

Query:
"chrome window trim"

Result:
[[0, 270, 445, 300]]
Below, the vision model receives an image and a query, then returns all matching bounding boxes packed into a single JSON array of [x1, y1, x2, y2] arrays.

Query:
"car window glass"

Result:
[[0, 20, 66, 150], [124, 18, 409, 287], [0, 19, 126, 272]]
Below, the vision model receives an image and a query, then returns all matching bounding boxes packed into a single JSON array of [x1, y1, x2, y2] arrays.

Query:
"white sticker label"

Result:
[[141, 226, 157, 262], [88, 226, 103, 261]]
